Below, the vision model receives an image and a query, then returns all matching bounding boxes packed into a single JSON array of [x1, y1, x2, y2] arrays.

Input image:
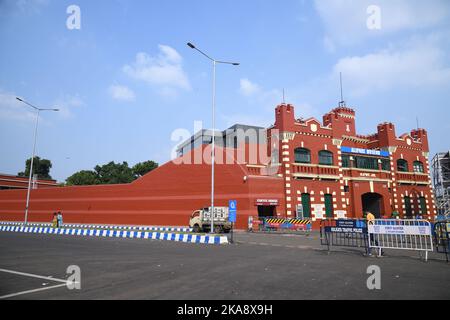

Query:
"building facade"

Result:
[[0, 103, 437, 228], [268, 103, 437, 221]]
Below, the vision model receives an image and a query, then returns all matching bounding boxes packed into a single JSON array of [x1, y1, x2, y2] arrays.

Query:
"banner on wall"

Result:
[[312, 204, 325, 220]]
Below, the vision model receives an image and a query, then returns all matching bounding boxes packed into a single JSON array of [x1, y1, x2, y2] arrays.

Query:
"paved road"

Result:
[[0, 232, 449, 300]]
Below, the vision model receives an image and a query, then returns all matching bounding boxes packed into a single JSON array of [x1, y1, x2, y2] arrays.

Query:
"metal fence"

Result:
[[368, 219, 433, 261], [248, 216, 312, 234], [320, 219, 369, 253], [433, 220, 449, 263]]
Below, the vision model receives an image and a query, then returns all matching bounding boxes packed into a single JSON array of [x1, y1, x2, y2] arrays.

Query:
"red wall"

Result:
[[0, 146, 282, 229]]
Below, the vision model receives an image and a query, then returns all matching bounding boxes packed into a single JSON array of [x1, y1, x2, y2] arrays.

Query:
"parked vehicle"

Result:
[[189, 207, 232, 234]]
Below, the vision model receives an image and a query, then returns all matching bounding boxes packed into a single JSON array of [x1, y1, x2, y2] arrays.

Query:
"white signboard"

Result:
[[335, 210, 347, 219], [368, 224, 431, 236], [312, 204, 325, 220]]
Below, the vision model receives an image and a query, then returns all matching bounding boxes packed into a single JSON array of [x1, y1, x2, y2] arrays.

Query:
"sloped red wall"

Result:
[[0, 146, 282, 229]]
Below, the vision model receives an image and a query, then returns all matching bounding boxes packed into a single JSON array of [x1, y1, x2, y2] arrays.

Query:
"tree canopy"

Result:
[[18, 156, 53, 180], [65, 170, 100, 186], [65, 160, 159, 186], [132, 160, 159, 178]]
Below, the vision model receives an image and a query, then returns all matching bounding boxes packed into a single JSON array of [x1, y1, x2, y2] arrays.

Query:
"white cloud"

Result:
[[0, 90, 36, 122], [332, 35, 450, 97], [232, 78, 322, 128], [0, 90, 80, 122], [123, 45, 191, 96], [314, 0, 450, 46], [239, 78, 262, 97], [53, 94, 84, 118], [108, 85, 135, 102]]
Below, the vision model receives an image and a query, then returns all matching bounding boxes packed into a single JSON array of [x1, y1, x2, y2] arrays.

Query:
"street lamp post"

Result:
[[16, 97, 59, 225], [187, 42, 239, 234]]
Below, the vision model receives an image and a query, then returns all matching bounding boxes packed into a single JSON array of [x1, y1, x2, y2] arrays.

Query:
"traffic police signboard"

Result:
[[229, 200, 237, 223]]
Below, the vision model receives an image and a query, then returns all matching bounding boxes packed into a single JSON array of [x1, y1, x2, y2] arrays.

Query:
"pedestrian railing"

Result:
[[433, 220, 449, 263], [368, 219, 433, 261]]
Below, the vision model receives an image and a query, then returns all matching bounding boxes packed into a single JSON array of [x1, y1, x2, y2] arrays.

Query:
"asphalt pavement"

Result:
[[0, 231, 449, 300]]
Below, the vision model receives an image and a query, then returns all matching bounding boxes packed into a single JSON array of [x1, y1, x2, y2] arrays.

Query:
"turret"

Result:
[[411, 128, 429, 152], [323, 106, 356, 136], [274, 103, 295, 131], [377, 122, 396, 147]]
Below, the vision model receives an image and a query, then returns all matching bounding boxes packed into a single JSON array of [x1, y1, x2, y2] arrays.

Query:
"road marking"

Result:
[[0, 268, 67, 283], [0, 283, 67, 299], [0, 268, 72, 299]]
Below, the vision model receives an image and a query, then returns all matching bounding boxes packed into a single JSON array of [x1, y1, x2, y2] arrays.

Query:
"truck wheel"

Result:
[[193, 225, 201, 233], [214, 225, 223, 234]]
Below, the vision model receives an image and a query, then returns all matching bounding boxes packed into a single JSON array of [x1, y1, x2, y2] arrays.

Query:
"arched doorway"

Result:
[[361, 193, 384, 218]]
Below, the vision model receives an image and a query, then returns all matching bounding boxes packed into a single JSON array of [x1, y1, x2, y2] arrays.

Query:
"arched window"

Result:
[[300, 194, 311, 218], [325, 194, 334, 218], [413, 161, 424, 173], [294, 148, 311, 164], [318, 150, 333, 165], [397, 159, 409, 172]]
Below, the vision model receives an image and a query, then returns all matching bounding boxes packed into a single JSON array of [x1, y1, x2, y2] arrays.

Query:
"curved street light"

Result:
[[187, 42, 239, 234], [16, 97, 59, 224]]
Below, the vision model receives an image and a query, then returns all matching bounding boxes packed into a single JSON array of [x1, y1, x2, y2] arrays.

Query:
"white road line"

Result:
[[0, 268, 67, 284], [0, 283, 67, 299]]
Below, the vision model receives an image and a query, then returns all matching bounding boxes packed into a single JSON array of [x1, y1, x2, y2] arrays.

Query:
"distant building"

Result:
[[0, 173, 58, 190], [432, 151, 450, 218], [176, 124, 266, 157]]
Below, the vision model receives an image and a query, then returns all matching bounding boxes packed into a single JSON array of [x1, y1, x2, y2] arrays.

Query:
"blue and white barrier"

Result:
[[0, 221, 192, 233], [0, 225, 228, 245]]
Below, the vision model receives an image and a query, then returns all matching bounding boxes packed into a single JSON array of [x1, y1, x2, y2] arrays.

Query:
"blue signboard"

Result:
[[336, 219, 367, 228], [229, 200, 237, 223], [341, 146, 390, 158]]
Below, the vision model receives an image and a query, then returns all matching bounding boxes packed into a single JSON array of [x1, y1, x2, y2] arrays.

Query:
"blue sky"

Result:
[[1, 0, 449, 182]]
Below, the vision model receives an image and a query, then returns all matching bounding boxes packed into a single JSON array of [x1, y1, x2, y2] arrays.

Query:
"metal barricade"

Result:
[[248, 216, 311, 234], [368, 219, 433, 261], [320, 219, 369, 253], [433, 220, 449, 263]]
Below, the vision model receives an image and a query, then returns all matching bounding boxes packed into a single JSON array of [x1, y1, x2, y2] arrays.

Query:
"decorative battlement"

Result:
[[331, 106, 356, 118]]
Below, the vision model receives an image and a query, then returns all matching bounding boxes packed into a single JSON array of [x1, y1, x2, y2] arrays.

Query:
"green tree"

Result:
[[65, 160, 159, 186], [94, 161, 135, 185], [132, 160, 158, 178], [66, 170, 100, 186], [18, 156, 53, 180]]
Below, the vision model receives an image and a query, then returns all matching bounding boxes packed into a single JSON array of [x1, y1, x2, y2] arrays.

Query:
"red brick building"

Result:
[[0, 174, 58, 190], [268, 103, 437, 222], [0, 103, 437, 229]]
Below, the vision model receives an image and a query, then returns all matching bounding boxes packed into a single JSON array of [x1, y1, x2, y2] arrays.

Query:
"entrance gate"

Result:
[[362, 193, 383, 218]]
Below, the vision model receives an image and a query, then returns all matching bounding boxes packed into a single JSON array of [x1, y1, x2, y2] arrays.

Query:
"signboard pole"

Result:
[[231, 222, 234, 244], [228, 200, 237, 244]]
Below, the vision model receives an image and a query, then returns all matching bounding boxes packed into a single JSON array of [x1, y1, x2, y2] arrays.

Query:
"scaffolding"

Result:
[[432, 151, 450, 219]]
